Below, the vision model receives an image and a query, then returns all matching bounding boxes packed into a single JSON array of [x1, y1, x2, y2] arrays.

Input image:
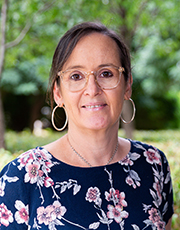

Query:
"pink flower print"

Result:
[[37, 149, 52, 161], [37, 202, 66, 225], [156, 220, 165, 230], [105, 188, 114, 202], [35, 151, 53, 169], [116, 191, 127, 207], [120, 155, 133, 166], [107, 204, 129, 223], [37, 205, 54, 225], [36, 150, 48, 160], [85, 187, 101, 206], [14, 200, 29, 225], [105, 188, 127, 207], [125, 176, 133, 186], [136, 181, 141, 187], [148, 207, 160, 223], [144, 148, 161, 165], [51, 201, 66, 220], [18, 151, 34, 170], [44, 177, 54, 188], [45, 161, 53, 173], [0, 203, 13, 227], [24, 162, 43, 184], [125, 176, 137, 189]]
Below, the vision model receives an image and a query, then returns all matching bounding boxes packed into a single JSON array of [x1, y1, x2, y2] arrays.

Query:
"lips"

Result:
[[82, 103, 107, 109]]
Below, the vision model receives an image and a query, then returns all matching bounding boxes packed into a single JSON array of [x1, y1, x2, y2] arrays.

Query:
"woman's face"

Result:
[[54, 32, 132, 132]]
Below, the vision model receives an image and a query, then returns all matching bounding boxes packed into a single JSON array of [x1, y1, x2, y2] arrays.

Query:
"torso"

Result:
[[0, 140, 173, 229]]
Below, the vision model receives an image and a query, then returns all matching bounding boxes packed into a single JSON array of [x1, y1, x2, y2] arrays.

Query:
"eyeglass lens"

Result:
[[60, 66, 123, 92]]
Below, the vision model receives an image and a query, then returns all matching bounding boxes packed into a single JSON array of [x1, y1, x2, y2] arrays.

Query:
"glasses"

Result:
[[57, 65, 125, 92]]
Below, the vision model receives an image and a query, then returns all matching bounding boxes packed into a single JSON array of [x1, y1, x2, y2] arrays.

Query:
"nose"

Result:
[[83, 72, 102, 97]]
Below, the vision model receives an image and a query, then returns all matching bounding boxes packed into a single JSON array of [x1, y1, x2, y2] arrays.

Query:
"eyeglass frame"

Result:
[[57, 65, 125, 92]]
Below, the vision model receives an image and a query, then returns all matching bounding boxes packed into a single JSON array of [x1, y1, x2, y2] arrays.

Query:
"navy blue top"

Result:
[[0, 140, 173, 229]]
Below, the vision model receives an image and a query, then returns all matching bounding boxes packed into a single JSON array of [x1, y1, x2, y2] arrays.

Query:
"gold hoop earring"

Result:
[[120, 98, 136, 124], [51, 105, 68, 131]]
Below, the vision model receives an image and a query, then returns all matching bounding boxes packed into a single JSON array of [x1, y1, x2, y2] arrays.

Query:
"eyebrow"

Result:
[[64, 65, 84, 70], [64, 63, 119, 70], [98, 63, 119, 68]]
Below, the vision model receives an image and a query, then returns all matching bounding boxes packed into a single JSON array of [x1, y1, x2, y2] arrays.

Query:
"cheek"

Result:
[[63, 93, 80, 113], [111, 88, 125, 108], [110, 92, 125, 120], [114, 101, 123, 118]]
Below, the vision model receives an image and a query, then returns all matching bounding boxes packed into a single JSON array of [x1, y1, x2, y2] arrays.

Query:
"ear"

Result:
[[124, 74, 133, 100], [53, 81, 64, 106]]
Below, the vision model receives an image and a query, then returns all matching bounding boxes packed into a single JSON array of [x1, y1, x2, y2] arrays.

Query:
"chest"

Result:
[[28, 162, 165, 229]]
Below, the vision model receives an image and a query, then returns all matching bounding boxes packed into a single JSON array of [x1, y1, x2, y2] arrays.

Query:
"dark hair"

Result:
[[47, 21, 131, 108]]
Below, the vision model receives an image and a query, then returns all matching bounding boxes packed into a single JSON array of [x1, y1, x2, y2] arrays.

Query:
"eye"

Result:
[[99, 69, 114, 78], [69, 71, 85, 81]]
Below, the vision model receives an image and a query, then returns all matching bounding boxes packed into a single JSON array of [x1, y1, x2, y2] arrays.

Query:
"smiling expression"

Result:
[[53, 32, 132, 132]]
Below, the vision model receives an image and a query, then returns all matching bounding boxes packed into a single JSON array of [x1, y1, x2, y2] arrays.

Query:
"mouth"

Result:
[[82, 103, 107, 109]]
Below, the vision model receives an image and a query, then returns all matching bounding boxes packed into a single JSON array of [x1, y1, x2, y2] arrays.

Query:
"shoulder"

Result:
[[0, 147, 59, 203], [17, 147, 55, 168], [130, 139, 169, 166], [0, 147, 55, 179]]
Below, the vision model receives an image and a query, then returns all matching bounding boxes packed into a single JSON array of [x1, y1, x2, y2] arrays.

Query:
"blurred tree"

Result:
[[0, 0, 8, 148], [0, 0, 59, 148], [131, 0, 180, 129]]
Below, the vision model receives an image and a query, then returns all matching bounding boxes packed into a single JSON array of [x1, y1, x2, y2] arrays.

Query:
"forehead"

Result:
[[63, 32, 121, 70]]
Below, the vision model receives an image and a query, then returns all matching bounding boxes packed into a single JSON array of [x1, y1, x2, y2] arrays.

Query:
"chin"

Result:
[[84, 118, 108, 129], [83, 121, 112, 131]]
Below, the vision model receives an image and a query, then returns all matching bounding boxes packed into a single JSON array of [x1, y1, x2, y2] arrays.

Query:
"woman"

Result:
[[0, 22, 173, 229]]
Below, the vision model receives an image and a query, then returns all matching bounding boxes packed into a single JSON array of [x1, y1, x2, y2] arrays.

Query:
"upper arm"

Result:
[[166, 217, 172, 230], [0, 161, 29, 229]]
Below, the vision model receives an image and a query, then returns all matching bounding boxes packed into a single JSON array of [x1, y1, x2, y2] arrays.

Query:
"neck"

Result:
[[67, 135, 119, 167], [67, 124, 119, 167]]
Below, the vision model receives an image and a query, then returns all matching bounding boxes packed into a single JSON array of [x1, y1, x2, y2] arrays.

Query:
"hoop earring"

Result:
[[51, 105, 68, 131], [120, 98, 136, 124]]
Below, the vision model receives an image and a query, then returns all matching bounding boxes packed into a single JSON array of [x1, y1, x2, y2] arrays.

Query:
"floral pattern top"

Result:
[[0, 140, 173, 230]]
